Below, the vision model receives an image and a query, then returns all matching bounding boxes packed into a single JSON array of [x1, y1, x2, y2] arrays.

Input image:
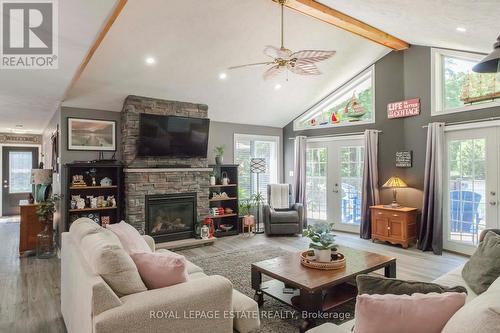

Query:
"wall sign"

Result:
[[396, 151, 412, 168], [387, 98, 420, 119]]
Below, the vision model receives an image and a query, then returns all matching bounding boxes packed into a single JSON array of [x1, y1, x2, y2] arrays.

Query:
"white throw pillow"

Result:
[[106, 221, 151, 254], [441, 289, 500, 333], [81, 228, 147, 297], [69, 217, 100, 242]]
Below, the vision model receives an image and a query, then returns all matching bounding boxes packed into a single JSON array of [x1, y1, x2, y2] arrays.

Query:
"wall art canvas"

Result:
[[68, 118, 116, 151]]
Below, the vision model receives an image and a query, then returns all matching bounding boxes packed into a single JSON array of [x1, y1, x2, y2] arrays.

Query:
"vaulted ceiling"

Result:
[[2, 0, 499, 133], [62, 0, 389, 127]]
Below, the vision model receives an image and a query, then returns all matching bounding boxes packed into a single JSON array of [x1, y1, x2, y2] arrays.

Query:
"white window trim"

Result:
[[294, 66, 376, 131], [233, 133, 281, 184], [431, 48, 500, 116]]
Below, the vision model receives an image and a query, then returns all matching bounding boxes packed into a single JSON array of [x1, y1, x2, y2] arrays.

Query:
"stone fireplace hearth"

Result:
[[121, 95, 211, 239]]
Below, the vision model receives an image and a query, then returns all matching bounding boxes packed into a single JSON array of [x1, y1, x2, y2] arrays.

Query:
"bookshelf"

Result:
[[208, 164, 239, 237]]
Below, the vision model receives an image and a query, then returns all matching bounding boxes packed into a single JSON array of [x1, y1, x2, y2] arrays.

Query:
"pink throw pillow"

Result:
[[107, 221, 151, 254], [130, 252, 188, 289], [353, 292, 466, 333]]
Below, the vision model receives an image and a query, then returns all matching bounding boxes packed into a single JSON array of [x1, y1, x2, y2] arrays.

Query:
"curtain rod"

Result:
[[288, 130, 382, 140], [422, 116, 500, 128]]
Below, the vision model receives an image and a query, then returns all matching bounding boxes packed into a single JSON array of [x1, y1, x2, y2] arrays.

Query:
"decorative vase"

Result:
[[243, 215, 255, 226], [315, 249, 332, 263], [210, 175, 216, 186], [215, 156, 223, 165], [36, 218, 53, 259]]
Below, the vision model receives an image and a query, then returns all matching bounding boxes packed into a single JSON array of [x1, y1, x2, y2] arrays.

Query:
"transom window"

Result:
[[432, 48, 500, 115], [294, 66, 375, 131]]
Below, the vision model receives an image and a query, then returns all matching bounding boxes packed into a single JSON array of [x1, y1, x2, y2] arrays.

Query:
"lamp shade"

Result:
[[472, 35, 500, 73], [250, 158, 266, 173], [382, 176, 407, 188], [31, 169, 53, 185]]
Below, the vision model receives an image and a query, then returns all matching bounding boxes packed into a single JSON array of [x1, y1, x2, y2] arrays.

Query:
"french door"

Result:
[[444, 127, 500, 255], [306, 137, 364, 233]]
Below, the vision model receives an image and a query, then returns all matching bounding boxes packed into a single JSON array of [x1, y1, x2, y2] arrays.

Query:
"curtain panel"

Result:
[[418, 122, 445, 255], [360, 130, 380, 239], [293, 136, 307, 226]]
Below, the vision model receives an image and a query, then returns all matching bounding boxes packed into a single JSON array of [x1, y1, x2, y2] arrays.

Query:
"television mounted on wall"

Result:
[[137, 114, 210, 157]]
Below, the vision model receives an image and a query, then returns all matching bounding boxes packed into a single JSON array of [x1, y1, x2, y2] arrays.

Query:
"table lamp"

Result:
[[31, 169, 53, 203], [382, 176, 407, 208]]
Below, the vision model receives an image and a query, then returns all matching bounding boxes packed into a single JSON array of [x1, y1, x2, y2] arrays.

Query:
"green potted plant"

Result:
[[303, 222, 337, 262], [35, 194, 61, 259], [213, 145, 225, 165], [36, 194, 61, 225]]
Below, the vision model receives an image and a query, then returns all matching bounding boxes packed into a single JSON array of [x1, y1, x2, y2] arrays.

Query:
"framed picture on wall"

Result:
[[67, 118, 116, 151]]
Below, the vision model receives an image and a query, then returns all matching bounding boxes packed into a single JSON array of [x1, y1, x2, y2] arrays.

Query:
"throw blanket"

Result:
[[269, 184, 290, 209]]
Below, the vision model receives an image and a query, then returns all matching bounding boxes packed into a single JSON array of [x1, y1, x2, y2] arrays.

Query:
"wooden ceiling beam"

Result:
[[275, 0, 409, 51], [64, 0, 128, 99]]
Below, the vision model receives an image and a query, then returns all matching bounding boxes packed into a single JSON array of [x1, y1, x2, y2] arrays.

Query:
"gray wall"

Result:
[[283, 51, 407, 205], [61, 107, 122, 164], [284, 45, 500, 209], [208, 121, 284, 181]]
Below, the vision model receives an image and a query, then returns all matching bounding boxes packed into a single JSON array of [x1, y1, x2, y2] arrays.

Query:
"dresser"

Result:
[[370, 205, 418, 249], [19, 200, 44, 255]]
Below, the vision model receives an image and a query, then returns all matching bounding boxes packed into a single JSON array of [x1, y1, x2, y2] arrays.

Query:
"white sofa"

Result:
[[61, 219, 260, 333], [308, 230, 500, 333]]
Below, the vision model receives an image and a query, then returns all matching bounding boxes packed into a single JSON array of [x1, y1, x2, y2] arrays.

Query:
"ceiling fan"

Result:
[[228, 0, 336, 80]]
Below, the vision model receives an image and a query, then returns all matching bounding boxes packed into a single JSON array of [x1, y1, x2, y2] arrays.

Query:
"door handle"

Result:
[[489, 201, 497, 206], [333, 183, 339, 193]]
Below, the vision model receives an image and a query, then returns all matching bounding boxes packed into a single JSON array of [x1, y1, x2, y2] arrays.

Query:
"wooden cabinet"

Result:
[[19, 200, 45, 255], [370, 205, 418, 249]]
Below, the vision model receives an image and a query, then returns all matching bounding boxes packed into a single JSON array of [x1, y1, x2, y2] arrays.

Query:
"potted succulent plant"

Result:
[[303, 222, 337, 262], [213, 145, 225, 165]]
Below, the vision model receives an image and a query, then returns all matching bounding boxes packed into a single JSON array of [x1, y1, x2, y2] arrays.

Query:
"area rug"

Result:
[[188, 245, 355, 333]]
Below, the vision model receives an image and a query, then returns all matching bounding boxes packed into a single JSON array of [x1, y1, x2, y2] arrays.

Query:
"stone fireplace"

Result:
[[121, 95, 211, 240], [145, 193, 196, 242]]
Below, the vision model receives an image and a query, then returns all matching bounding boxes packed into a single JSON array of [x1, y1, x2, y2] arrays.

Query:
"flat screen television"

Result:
[[138, 114, 210, 157]]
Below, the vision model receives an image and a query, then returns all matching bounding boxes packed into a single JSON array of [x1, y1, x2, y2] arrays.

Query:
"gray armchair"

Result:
[[263, 184, 304, 235]]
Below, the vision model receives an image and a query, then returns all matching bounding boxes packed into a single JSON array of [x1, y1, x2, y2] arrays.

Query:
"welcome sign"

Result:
[[387, 98, 420, 119]]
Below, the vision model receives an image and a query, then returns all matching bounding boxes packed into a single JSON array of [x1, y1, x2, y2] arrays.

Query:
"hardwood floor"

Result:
[[0, 222, 467, 333]]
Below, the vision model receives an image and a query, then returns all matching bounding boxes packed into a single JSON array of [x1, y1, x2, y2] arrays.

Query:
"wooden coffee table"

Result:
[[251, 246, 396, 332]]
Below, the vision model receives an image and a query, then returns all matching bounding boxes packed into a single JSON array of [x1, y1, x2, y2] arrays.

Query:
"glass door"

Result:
[[2, 146, 39, 216], [306, 137, 364, 233], [444, 127, 499, 255]]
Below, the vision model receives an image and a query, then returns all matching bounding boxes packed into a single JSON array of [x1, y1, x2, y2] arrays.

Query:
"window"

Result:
[[432, 48, 500, 115], [234, 134, 279, 200], [306, 147, 327, 220], [340, 146, 364, 225], [294, 66, 375, 130], [9, 151, 33, 193]]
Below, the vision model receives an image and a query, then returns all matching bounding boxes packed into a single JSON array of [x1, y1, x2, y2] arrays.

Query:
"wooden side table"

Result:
[[370, 205, 418, 249], [19, 200, 45, 255]]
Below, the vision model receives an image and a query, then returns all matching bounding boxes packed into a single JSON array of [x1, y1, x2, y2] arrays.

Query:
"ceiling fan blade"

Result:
[[291, 50, 336, 62], [263, 65, 284, 80], [263, 45, 291, 59], [228, 62, 275, 70], [289, 60, 322, 75]]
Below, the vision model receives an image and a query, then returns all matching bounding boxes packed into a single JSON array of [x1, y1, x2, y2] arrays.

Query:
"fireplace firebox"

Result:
[[145, 193, 196, 243]]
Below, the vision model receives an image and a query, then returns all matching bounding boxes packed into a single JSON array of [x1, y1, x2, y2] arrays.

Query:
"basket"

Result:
[[300, 251, 346, 270]]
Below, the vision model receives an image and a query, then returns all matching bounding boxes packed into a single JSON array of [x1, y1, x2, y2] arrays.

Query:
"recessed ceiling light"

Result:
[[218, 72, 227, 80], [456, 27, 467, 33], [145, 57, 156, 65], [15, 124, 23, 128], [274, 84, 282, 90]]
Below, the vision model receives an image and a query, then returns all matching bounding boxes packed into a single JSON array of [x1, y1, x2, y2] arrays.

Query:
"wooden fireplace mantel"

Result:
[[124, 167, 213, 173]]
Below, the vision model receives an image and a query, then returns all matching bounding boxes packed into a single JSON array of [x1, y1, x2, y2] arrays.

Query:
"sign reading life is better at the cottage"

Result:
[[387, 98, 420, 119]]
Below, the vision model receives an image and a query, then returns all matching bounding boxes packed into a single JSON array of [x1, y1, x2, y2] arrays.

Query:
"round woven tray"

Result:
[[300, 251, 346, 270]]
